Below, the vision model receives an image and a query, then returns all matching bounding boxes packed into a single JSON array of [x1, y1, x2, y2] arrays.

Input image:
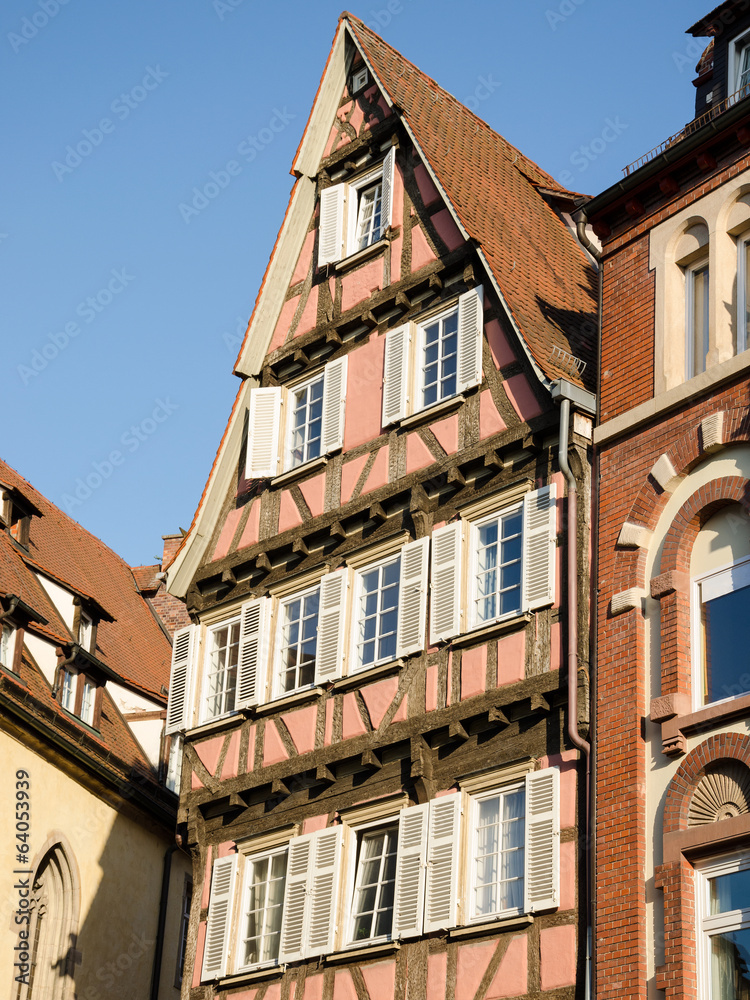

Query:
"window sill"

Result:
[[326, 940, 400, 964], [657, 689, 750, 756], [332, 238, 388, 273], [254, 686, 325, 716], [272, 455, 329, 488], [398, 394, 466, 431], [450, 614, 531, 648], [185, 713, 240, 739], [217, 964, 282, 987], [448, 914, 534, 939], [332, 659, 404, 692]]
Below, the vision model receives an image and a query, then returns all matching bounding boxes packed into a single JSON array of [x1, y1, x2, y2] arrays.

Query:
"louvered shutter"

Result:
[[382, 324, 411, 426], [318, 184, 346, 266], [247, 387, 282, 479], [424, 793, 461, 932], [393, 802, 429, 939], [380, 146, 396, 234], [278, 834, 313, 964], [524, 768, 560, 913], [321, 356, 348, 454], [430, 522, 463, 643], [306, 826, 343, 957], [315, 570, 346, 684], [396, 538, 429, 658], [235, 598, 268, 710], [456, 286, 484, 392], [202, 855, 237, 980], [166, 625, 196, 735], [521, 484, 557, 611]]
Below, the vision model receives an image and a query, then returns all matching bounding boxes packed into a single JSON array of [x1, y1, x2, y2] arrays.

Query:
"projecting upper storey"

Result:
[[167, 13, 596, 599]]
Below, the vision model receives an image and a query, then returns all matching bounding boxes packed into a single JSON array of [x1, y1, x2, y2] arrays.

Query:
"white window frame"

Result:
[[418, 302, 460, 410], [60, 667, 77, 713], [349, 168, 385, 255], [350, 552, 402, 674], [200, 614, 242, 725], [284, 370, 326, 472], [272, 583, 321, 699], [80, 677, 96, 726], [467, 780, 526, 922], [686, 257, 710, 380], [737, 233, 750, 357], [345, 815, 400, 947], [165, 734, 183, 794], [696, 851, 750, 999], [468, 502, 525, 631], [691, 553, 750, 710], [351, 65, 369, 93], [729, 28, 750, 98], [234, 844, 289, 973], [1, 623, 17, 671], [78, 610, 93, 652]]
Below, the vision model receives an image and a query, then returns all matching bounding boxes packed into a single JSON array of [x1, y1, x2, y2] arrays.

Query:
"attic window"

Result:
[[1, 488, 40, 549], [351, 66, 369, 93], [58, 666, 102, 729], [79, 611, 94, 653]]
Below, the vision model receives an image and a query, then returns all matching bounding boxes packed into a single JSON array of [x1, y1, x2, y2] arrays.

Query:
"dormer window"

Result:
[[58, 665, 102, 728], [60, 668, 77, 713], [0, 487, 40, 549], [78, 611, 94, 653], [729, 29, 750, 99], [0, 624, 17, 672]]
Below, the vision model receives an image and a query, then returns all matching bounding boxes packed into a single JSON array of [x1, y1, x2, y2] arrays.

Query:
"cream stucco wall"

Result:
[[0, 727, 186, 1000]]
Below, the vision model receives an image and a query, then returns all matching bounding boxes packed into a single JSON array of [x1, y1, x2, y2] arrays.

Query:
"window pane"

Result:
[[710, 869, 750, 915], [421, 309, 459, 408], [473, 789, 525, 919], [351, 825, 398, 942], [289, 376, 324, 468], [702, 584, 750, 703], [356, 182, 383, 250], [743, 240, 750, 354], [278, 589, 319, 694], [710, 928, 750, 999], [689, 264, 709, 378], [475, 512, 522, 624], [242, 851, 286, 967], [205, 620, 240, 719], [357, 558, 401, 668]]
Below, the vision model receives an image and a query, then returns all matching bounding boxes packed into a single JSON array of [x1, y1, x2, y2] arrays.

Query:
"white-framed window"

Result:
[[165, 734, 183, 794], [737, 234, 750, 357], [0, 623, 17, 671], [351, 65, 369, 93], [317, 147, 395, 267], [348, 820, 399, 945], [78, 611, 93, 652], [275, 585, 320, 697], [245, 356, 348, 479], [430, 485, 557, 644], [80, 677, 96, 726], [697, 852, 750, 999], [383, 287, 484, 425], [201, 616, 241, 723], [469, 783, 525, 920], [60, 668, 77, 713], [729, 29, 750, 99], [692, 555, 750, 708], [353, 554, 401, 671], [686, 259, 710, 379], [236, 847, 288, 971]]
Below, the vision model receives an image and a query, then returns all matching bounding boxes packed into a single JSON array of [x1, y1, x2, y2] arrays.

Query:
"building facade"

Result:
[[167, 14, 597, 1000], [0, 459, 191, 1000], [586, 3, 750, 998]]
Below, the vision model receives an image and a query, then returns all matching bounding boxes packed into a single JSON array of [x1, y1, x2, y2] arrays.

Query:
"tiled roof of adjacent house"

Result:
[[342, 12, 597, 389]]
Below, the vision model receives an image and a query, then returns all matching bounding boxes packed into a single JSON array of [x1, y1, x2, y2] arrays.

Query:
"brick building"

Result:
[[166, 14, 597, 1000], [585, 3, 750, 997]]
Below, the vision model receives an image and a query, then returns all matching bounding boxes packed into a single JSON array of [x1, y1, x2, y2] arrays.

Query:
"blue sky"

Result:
[[2, 0, 710, 566]]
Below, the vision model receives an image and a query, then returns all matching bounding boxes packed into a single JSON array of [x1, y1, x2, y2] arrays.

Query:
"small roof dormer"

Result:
[[0, 482, 42, 550]]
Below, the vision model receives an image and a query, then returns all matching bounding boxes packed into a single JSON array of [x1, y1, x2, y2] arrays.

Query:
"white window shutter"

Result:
[[278, 834, 313, 964], [321, 355, 348, 454], [306, 826, 343, 957], [247, 387, 282, 479], [429, 522, 463, 643], [318, 183, 346, 266], [382, 324, 411, 426], [524, 768, 560, 913], [202, 855, 237, 981], [456, 285, 484, 392], [396, 537, 429, 658], [393, 802, 429, 939], [166, 625, 196, 735], [424, 793, 461, 932], [315, 569, 346, 684], [235, 598, 269, 710], [522, 484, 557, 611], [381, 146, 396, 233]]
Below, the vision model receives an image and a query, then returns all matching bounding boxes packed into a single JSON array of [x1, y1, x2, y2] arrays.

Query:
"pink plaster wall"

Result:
[[486, 935, 528, 999], [341, 258, 382, 313], [362, 446, 389, 495], [497, 630, 526, 687], [221, 731, 241, 780], [432, 208, 464, 251], [392, 693, 407, 723], [414, 162, 440, 207], [485, 317, 516, 369], [343, 335, 385, 450], [460, 644, 486, 700], [348, 100, 365, 138], [426, 951, 447, 998], [425, 663, 438, 711], [538, 750, 578, 829], [292, 229, 315, 285], [303, 974, 323, 1000], [360, 676, 398, 729], [455, 940, 496, 1000], [191, 770, 204, 790], [479, 390, 508, 440], [270, 294, 299, 353], [279, 490, 303, 533], [430, 413, 458, 454], [361, 961, 395, 1000], [550, 621, 562, 671], [411, 223, 437, 271], [195, 736, 223, 776], [263, 720, 289, 766], [406, 433, 435, 474], [264, 984, 281, 1000], [238, 499, 260, 549], [299, 473, 325, 518], [282, 704, 317, 755], [324, 697, 334, 745], [230, 991, 257, 1000], [559, 841, 576, 911], [192, 921, 206, 988], [294, 283, 319, 338], [341, 453, 369, 504], [342, 692, 367, 739], [212, 506, 243, 561], [217, 840, 235, 858], [302, 814, 329, 835], [333, 969, 358, 1000], [540, 925, 577, 990], [503, 373, 543, 422]]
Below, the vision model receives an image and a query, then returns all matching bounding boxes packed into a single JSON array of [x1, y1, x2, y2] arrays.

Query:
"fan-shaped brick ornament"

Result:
[[688, 763, 750, 826]]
